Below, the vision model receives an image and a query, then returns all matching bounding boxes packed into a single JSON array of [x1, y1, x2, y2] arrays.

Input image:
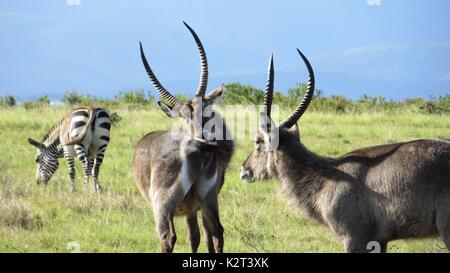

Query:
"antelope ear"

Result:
[[157, 101, 177, 118], [28, 138, 43, 149], [204, 85, 224, 102]]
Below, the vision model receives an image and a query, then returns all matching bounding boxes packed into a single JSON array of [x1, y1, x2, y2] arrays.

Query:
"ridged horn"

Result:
[[262, 54, 275, 117], [279, 49, 315, 128], [183, 21, 208, 98], [139, 42, 182, 106]]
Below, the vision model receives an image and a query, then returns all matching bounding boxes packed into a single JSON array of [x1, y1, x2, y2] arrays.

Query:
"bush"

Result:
[[37, 95, 51, 105], [62, 90, 94, 106], [110, 112, 122, 126], [116, 89, 145, 104], [175, 94, 190, 102], [418, 95, 450, 114], [220, 83, 264, 105], [21, 95, 52, 110], [9, 84, 450, 114], [115, 89, 157, 105], [0, 95, 16, 107], [287, 83, 308, 101], [22, 101, 40, 110]]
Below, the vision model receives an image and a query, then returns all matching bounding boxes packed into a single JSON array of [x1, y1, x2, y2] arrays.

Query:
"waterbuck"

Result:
[[239, 50, 450, 252], [133, 22, 233, 253]]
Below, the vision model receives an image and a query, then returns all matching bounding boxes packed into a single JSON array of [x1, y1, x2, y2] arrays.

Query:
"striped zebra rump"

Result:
[[89, 108, 111, 160], [62, 107, 111, 158], [64, 107, 111, 192], [60, 105, 95, 146]]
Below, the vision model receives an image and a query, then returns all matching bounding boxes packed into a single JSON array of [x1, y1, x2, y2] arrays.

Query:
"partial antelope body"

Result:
[[28, 106, 111, 192], [240, 50, 450, 253], [133, 22, 233, 253]]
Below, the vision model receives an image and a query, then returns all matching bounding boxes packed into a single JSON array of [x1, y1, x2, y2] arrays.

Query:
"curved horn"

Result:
[[183, 21, 208, 98], [279, 49, 315, 128], [139, 42, 182, 106], [263, 54, 275, 117]]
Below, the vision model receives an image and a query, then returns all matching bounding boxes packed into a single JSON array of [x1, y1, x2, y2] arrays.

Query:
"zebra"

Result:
[[27, 106, 111, 193]]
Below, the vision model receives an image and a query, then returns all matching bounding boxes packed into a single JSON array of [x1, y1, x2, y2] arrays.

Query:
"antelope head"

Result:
[[240, 49, 315, 182], [140, 22, 223, 142]]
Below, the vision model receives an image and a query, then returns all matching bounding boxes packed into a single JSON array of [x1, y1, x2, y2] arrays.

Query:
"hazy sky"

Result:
[[1, 0, 449, 101]]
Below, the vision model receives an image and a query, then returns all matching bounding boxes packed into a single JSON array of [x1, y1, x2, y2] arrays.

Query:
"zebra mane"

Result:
[[41, 115, 67, 145]]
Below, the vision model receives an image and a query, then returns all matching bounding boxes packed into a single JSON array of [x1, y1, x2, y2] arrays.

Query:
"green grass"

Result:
[[1, 106, 449, 253]]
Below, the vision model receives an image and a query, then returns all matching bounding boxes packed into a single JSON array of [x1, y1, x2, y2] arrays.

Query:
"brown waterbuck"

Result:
[[133, 22, 233, 253], [240, 49, 450, 252]]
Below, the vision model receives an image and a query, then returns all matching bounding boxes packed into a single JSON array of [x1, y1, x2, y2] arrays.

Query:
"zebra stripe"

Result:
[[72, 111, 89, 118], [32, 107, 111, 192], [97, 111, 109, 118], [99, 122, 111, 130]]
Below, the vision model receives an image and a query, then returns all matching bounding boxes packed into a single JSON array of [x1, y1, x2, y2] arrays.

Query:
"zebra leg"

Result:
[[66, 156, 76, 192], [75, 144, 91, 192], [92, 157, 103, 193], [92, 142, 108, 193], [86, 159, 93, 192]]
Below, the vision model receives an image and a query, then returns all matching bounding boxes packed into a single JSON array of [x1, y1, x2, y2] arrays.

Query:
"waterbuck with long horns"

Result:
[[133, 22, 233, 253], [240, 50, 450, 253]]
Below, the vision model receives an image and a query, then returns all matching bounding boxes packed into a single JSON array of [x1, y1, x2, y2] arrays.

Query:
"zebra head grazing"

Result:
[[28, 138, 63, 185]]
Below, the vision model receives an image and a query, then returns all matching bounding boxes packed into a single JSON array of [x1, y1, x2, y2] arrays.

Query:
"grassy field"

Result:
[[1, 105, 450, 253]]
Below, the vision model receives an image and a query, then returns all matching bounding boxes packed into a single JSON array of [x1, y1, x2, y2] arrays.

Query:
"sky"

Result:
[[0, 0, 449, 101]]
